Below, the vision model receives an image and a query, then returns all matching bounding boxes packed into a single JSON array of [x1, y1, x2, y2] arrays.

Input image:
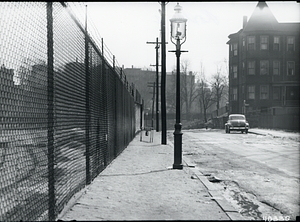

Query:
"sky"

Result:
[[80, 1, 299, 80]]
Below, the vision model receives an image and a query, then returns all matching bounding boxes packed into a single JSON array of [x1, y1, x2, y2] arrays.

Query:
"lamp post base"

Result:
[[173, 123, 183, 170], [173, 163, 183, 169]]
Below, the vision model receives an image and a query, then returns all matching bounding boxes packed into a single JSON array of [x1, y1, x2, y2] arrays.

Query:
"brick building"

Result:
[[227, 1, 299, 130]]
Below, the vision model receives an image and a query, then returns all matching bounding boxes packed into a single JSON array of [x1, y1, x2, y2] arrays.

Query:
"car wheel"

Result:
[[228, 128, 230, 134], [241, 130, 244, 134], [245, 129, 248, 134]]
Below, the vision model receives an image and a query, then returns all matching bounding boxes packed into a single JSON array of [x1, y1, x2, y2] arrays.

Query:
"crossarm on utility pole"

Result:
[[146, 38, 168, 132]]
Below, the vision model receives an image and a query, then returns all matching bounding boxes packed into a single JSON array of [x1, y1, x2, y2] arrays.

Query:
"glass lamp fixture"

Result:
[[169, 3, 187, 42]]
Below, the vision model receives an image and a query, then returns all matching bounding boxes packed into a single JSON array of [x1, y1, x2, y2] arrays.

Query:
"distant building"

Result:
[[124, 67, 157, 111], [227, 1, 300, 130], [124, 67, 199, 116]]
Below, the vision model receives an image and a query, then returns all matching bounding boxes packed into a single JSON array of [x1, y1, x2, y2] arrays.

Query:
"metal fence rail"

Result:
[[0, 2, 143, 221]]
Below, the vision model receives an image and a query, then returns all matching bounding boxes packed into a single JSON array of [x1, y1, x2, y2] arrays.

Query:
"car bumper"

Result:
[[228, 126, 249, 130]]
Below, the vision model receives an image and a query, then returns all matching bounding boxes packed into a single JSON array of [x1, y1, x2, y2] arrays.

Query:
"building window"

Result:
[[273, 86, 280, 100], [287, 36, 295, 51], [233, 87, 237, 101], [247, 36, 255, 50], [260, 85, 269, 99], [287, 61, 295, 75], [286, 86, 299, 100], [260, 36, 268, 50], [233, 65, 237, 78], [273, 61, 280, 75], [248, 86, 255, 99], [248, 61, 255, 75], [233, 43, 238, 56], [260, 60, 269, 75], [273, 36, 280, 51], [260, 107, 268, 113]]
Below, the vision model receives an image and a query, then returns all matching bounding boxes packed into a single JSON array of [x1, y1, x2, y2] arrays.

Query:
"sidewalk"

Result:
[[58, 130, 245, 221], [249, 128, 300, 141]]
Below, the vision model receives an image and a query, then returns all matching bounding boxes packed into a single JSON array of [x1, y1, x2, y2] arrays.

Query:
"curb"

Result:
[[181, 155, 247, 221], [248, 130, 267, 136], [168, 138, 246, 221]]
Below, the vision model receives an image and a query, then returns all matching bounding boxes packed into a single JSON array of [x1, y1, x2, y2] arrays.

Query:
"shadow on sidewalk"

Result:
[[100, 168, 174, 177]]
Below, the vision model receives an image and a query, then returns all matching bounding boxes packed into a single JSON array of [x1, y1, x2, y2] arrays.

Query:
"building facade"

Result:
[[227, 1, 299, 130]]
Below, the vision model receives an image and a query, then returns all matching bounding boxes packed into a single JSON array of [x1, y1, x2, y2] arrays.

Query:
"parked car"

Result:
[[225, 114, 249, 134]]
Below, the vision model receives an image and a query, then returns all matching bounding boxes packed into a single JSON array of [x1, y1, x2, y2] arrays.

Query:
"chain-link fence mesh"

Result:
[[0, 2, 49, 221], [0, 2, 143, 221]]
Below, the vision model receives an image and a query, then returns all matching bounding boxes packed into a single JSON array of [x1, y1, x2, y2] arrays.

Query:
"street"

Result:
[[168, 129, 299, 221]]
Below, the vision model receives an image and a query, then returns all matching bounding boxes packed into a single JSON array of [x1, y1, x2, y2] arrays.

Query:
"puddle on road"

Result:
[[202, 175, 263, 219], [218, 180, 264, 220], [214, 180, 285, 221], [231, 189, 262, 220]]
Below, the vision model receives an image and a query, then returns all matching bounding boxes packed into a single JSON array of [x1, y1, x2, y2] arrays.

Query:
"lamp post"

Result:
[[169, 3, 187, 170]]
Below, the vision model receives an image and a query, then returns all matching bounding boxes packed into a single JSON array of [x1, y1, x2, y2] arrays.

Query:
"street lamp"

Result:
[[169, 3, 187, 170]]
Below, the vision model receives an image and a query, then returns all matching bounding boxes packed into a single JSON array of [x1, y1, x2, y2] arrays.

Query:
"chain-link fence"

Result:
[[0, 2, 143, 221]]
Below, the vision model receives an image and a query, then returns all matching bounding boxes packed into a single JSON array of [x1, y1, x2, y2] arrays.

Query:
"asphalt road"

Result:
[[194, 129, 299, 178], [169, 129, 299, 221]]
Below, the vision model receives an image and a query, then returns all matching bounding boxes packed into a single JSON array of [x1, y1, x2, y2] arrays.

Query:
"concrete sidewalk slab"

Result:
[[58, 131, 241, 221]]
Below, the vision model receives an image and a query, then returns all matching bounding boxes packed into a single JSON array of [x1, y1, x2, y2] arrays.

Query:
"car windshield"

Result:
[[229, 115, 245, 120]]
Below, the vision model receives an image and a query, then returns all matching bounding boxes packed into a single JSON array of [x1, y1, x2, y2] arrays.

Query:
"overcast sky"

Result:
[[83, 1, 299, 79]]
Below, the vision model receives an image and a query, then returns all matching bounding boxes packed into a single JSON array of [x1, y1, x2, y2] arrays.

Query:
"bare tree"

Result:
[[210, 63, 228, 115], [180, 60, 198, 121], [167, 60, 198, 120], [197, 63, 214, 123]]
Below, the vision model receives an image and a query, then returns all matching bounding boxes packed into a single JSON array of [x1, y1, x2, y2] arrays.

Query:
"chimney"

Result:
[[243, 16, 247, 29]]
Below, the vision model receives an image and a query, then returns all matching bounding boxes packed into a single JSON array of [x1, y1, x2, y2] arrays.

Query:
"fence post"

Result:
[[113, 55, 115, 70], [102, 51, 108, 168], [47, 2, 55, 221], [85, 4, 91, 185], [101, 37, 104, 57]]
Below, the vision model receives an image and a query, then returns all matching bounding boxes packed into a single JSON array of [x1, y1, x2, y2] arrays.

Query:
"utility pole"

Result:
[[243, 100, 249, 116], [147, 82, 156, 129], [161, 1, 167, 144], [146, 37, 167, 132], [147, 38, 160, 132]]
